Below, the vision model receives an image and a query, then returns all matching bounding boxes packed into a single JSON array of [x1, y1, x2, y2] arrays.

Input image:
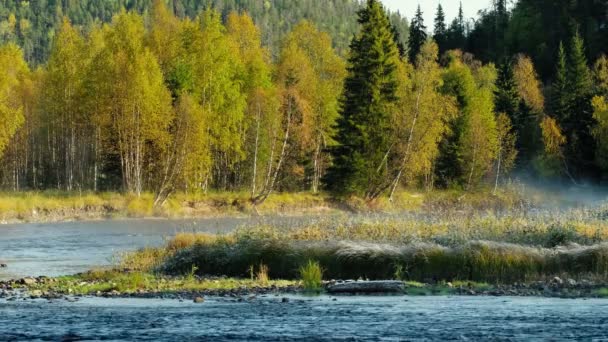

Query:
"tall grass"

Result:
[[300, 260, 323, 291], [256, 263, 270, 285], [0, 186, 539, 223], [114, 201, 608, 284], [156, 238, 608, 283]]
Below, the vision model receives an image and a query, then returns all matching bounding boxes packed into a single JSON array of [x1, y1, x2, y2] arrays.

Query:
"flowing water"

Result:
[[2, 296, 608, 341]]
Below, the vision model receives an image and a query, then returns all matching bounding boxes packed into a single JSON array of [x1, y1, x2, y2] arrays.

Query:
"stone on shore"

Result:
[[327, 281, 405, 294], [20, 277, 36, 285], [193, 296, 205, 303]]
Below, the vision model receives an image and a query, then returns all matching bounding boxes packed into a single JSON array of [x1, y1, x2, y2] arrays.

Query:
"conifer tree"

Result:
[[495, 61, 520, 121], [325, 0, 400, 199], [408, 5, 427, 64], [565, 31, 595, 177], [552, 42, 569, 125], [446, 2, 466, 51], [433, 4, 447, 54]]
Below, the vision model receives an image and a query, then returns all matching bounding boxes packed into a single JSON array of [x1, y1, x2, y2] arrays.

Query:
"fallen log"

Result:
[[327, 281, 405, 294]]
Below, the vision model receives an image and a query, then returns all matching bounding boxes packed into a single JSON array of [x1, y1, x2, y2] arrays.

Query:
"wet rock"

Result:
[[552, 277, 563, 286], [20, 278, 36, 286], [567, 279, 577, 287], [0, 263, 7, 268], [30, 290, 43, 299], [281, 297, 289, 303], [327, 281, 405, 294], [193, 297, 205, 303]]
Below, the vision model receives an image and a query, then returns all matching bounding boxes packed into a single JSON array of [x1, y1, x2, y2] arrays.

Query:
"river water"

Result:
[[2, 218, 608, 341], [0, 217, 320, 280], [2, 296, 608, 340]]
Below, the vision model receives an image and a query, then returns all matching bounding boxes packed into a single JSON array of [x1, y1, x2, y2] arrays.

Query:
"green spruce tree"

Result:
[[565, 31, 596, 177], [408, 5, 427, 64], [552, 42, 569, 125], [325, 0, 400, 199], [494, 60, 524, 163], [446, 2, 466, 51], [433, 4, 447, 54], [495, 61, 520, 120]]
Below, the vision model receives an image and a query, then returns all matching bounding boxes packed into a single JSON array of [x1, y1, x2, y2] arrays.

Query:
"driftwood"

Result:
[[327, 281, 405, 294]]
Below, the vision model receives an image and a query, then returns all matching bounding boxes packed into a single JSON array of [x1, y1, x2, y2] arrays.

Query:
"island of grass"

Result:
[[6, 201, 608, 301]]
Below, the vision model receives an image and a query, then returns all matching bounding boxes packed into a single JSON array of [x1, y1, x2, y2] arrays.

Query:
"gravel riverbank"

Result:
[[3, 275, 608, 303]]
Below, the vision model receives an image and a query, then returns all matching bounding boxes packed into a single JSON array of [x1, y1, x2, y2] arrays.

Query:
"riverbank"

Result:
[[4, 272, 608, 302], [0, 187, 538, 224]]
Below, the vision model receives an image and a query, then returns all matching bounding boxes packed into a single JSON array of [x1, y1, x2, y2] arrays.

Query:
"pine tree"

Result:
[[446, 2, 466, 51], [495, 61, 520, 120], [408, 5, 427, 64], [552, 42, 569, 125], [325, 0, 400, 199], [565, 30, 595, 177], [494, 0, 509, 60], [433, 4, 447, 54]]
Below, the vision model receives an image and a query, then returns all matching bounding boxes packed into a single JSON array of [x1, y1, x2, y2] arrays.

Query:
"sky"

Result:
[[382, 0, 490, 30]]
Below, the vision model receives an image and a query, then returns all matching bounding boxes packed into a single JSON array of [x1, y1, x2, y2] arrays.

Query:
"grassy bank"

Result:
[[0, 191, 335, 223], [108, 200, 608, 285], [19, 270, 296, 296], [0, 187, 535, 223]]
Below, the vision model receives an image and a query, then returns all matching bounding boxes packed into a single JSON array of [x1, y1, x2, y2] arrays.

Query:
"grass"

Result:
[[256, 264, 270, 285], [111, 197, 608, 285], [0, 186, 538, 223], [26, 269, 296, 296], [300, 260, 323, 292]]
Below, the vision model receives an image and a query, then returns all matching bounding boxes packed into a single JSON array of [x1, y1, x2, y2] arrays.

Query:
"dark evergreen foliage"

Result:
[[407, 5, 427, 64], [433, 4, 447, 55], [0, 0, 409, 64], [324, 0, 400, 198]]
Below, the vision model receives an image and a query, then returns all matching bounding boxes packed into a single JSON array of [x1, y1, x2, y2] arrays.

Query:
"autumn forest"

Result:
[[0, 0, 607, 205]]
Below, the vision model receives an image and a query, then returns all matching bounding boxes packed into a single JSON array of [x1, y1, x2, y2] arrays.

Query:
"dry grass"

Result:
[[117, 201, 608, 284], [256, 264, 270, 285], [0, 186, 535, 223]]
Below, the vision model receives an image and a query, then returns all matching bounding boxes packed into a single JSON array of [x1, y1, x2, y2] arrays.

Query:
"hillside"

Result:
[[0, 0, 408, 63]]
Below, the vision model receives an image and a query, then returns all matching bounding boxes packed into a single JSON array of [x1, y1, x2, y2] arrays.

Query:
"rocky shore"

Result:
[[2, 276, 608, 303]]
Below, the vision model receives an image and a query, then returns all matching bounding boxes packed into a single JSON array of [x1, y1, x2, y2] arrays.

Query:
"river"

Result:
[[2, 296, 608, 340], [0, 217, 318, 280]]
